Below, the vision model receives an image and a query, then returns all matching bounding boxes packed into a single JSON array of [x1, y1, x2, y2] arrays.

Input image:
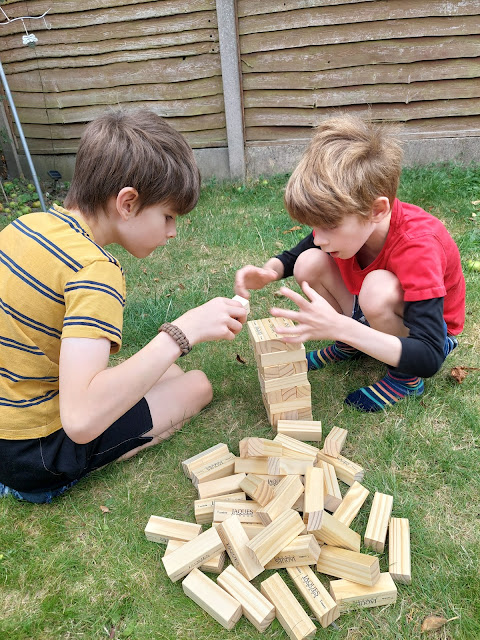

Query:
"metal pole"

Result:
[[0, 58, 46, 211]]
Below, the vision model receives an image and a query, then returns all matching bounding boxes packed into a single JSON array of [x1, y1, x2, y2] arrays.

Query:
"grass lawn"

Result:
[[1, 165, 479, 640]]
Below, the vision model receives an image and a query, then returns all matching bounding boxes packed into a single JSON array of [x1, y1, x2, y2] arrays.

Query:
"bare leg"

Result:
[[117, 365, 212, 461], [359, 270, 408, 337], [293, 248, 354, 315]]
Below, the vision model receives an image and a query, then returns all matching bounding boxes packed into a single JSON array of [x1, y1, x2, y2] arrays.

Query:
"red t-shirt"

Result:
[[333, 199, 465, 335]]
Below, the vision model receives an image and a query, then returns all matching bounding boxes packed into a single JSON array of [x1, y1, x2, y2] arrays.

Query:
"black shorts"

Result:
[[0, 398, 153, 495]]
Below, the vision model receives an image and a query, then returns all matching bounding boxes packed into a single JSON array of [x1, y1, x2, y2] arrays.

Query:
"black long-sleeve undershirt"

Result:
[[275, 234, 447, 378]]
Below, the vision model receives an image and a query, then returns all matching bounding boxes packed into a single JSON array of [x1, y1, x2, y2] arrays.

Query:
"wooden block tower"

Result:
[[247, 317, 313, 427]]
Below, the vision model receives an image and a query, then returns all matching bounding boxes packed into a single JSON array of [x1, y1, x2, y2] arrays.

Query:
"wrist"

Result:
[[158, 322, 192, 356]]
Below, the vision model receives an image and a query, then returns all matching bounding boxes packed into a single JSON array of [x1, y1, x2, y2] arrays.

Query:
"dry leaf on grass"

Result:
[[100, 505, 110, 513], [421, 615, 459, 632], [283, 225, 302, 234], [451, 366, 480, 383], [236, 354, 247, 364]]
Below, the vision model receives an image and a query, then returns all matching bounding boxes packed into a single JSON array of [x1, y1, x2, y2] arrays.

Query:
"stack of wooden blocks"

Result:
[[247, 316, 313, 427], [145, 426, 411, 637]]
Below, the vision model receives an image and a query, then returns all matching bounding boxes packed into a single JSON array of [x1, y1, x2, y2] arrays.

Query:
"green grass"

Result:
[[1, 165, 479, 640]]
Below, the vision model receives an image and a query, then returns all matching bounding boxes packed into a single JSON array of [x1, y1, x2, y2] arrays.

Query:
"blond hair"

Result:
[[284, 114, 403, 227], [64, 109, 200, 219]]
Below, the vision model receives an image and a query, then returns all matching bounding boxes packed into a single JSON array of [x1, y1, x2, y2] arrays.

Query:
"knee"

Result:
[[359, 270, 403, 319], [293, 248, 329, 286], [187, 369, 213, 407]]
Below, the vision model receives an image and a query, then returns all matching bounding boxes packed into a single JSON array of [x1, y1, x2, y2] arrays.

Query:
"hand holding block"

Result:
[[247, 508, 306, 567], [144, 515, 202, 544], [264, 534, 321, 569], [364, 491, 393, 553], [388, 517, 411, 584], [182, 568, 242, 630], [232, 294, 250, 314], [317, 546, 380, 587], [276, 419, 322, 442], [323, 427, 348, 458], [261, 572, 316, 640], [162, 526, 224, 582], [217, 565, 275, 632], [332, 481, 369, 527], [287, 565, 340, 628], [329, 572, 397, 612], [217, 514, 264, 581]]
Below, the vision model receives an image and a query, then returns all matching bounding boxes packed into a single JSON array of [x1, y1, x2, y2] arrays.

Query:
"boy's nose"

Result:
[[167, 221, 177, 239]]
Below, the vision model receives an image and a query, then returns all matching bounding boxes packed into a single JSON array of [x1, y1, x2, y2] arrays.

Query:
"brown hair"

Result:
[[284, 114, 403, 228], [64, 109, 201, 218]]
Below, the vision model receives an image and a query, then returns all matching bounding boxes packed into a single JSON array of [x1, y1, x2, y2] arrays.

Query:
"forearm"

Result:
[[61, 332, 182, 443], [263, 257, 285, 279], [336, 316, 402, 368]]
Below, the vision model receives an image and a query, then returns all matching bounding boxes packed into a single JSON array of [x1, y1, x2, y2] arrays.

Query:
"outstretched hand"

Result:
[[174, 297, 248, 346], [234, 265, 279, 299], [270, 281, 342, 343]]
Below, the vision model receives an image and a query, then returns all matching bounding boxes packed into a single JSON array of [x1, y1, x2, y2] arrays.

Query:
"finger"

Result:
[[234, 274, 250, 299], [276, 286, 310, 310], [270, 306, 303, 322], [301, 281, 322, 302]]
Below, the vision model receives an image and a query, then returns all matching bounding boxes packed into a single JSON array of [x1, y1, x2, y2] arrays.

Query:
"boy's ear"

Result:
[[115, 187, 140, 220], [370, 196, 391, 222]]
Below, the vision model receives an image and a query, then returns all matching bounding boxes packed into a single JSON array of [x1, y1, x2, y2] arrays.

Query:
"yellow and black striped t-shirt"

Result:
[[0, 204, 126, 439]]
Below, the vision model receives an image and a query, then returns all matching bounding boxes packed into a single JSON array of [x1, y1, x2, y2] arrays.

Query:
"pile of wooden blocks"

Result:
[[247, 317, 313, 427], [145, 426, 411, 637]]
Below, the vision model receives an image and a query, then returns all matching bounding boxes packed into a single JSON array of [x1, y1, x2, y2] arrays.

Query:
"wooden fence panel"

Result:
[[0, 0, 226, 152], [239, 0, 480, 144]]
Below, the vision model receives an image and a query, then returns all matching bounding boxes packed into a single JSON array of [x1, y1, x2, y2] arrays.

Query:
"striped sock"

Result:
[[344, 370, 424, 413], [307, 341, 360, 371], [444, 335, 458, 358]]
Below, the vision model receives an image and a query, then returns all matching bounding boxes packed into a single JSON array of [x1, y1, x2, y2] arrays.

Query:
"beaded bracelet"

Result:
[[158, 322, 192, 356]]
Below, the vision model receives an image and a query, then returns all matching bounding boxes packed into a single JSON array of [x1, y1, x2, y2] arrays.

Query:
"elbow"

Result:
[[60, 411, 95, 445]]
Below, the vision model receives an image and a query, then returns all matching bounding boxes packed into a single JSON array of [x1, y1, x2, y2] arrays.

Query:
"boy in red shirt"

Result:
[[235, 115, 465, 412]]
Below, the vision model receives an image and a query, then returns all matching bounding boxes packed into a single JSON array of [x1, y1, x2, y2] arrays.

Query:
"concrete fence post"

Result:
[[216, 0, 245, 181]]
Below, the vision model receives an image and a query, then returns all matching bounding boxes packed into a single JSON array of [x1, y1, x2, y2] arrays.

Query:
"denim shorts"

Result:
[[0, 398, 153, 503]]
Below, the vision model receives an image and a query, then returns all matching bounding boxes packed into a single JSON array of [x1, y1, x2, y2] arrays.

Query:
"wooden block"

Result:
[[257, 345, 306, 368], [247, 317, 299, 354], [239, 437, 283, 458], [256, 474, 284, 488], [264, 383, 311, 406], [317, 546, 380, 587], [260, 371, 309, 394], [261, 316, 302, 351], [182, 443, 229, 479], [273, 433, 320, 461], [316, 450, 364, 485], [266, 402, 313, 428], [162, 527, 225, 582], [212, 521, 266, 540], [287, 565, 340, 628], [216, 515, 264, 581], [194, 492, 247, 525], [239, 474, 275, 506], [246, 509, 306, 567], [304, 467, 324, 531], [232, 294, 250, 314], [165, 539, 226, 574], [276, 419, 322, 442], [389, 517, 411, 585], [323, 427, 348, 458], [259, 359, 308, 380], [364, 492, 394, 553], [191, 452, 236, 487], [319, 461, 343, 512], [217, 565, 275, 632], [144, 515, 202, 544], [234, 457, 269, 475], [182, 568, 242, 630], [257, 475, 304, 525], [332, 481, 369, 527], [213, 500, 262, 524], [267, 457, 314, 476], [261, 572, 316, 640], [330, 572, 397, 612], [264, 534, 321, 569], [310, 511, 361, 552], [197, 473, 247, 500]]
